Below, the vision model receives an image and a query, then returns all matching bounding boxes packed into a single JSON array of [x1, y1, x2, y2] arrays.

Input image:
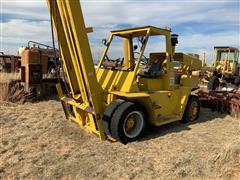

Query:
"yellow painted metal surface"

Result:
[[201, 46, 239, 84], [47, 0, 105, 140], [213, 47, 239, 77], [96, 26, 201, 127], [47, 0, 202, 141]]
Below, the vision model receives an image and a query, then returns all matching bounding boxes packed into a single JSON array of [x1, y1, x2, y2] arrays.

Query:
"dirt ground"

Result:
[[0, 100, 239, 179]]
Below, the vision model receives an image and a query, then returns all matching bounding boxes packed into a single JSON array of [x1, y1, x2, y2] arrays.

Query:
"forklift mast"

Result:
[[46, 0, 105, 139]]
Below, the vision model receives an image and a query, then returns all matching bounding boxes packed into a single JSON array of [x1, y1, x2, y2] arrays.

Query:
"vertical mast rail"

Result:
[[47, 0, 105, 139]]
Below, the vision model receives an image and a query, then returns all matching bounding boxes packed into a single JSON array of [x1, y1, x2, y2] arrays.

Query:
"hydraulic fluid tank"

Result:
[[21, 48, 41, 66]]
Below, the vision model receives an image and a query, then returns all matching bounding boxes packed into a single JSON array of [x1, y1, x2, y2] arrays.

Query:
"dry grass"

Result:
[[0, 72, 20, 83], [0, 83, 8, 101], [0, 100, 239, 179], [0, 72, 20, 101]]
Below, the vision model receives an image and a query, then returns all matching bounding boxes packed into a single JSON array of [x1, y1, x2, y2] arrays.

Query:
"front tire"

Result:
[[110, 102, 146, 144], [103, 99, 125, 135]]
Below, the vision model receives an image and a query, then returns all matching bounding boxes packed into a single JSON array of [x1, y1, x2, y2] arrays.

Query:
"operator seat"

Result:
[[138, 60, 162, 78]]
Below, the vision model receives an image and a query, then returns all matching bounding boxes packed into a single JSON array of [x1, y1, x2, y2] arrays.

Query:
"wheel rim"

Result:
[[189, 101, 198, 121], [123, 111, 144, 138]]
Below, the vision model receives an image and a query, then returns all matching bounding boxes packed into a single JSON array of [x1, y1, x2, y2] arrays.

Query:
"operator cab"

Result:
[[96, 26, 187, 92], [214, 47, 239, 62], [213, 46, 239, 74], [98, 26, 175, 78]]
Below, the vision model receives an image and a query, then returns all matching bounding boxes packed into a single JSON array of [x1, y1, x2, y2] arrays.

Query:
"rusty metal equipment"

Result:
[[20, 41, 60, 98], [1, 41, 61, 102], [198, 89, 240, 117], [198, 47, 240, 117], [0, 52, 21, 73]]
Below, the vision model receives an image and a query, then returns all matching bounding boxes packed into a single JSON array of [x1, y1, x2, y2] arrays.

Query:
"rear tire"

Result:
[[208, 75, 220, 90], [110, 102, 146, 144], [181, 96, 200, 123]]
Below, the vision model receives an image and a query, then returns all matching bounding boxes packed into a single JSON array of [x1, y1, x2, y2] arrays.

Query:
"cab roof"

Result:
[[110, 26, 171, 37], [214, 46, 239, 51]]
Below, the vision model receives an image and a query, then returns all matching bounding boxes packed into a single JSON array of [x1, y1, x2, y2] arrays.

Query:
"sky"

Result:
[[0, 0, 239, 63]]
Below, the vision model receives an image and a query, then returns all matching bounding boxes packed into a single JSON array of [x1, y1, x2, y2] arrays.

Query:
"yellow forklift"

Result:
[[47, 0, 202, 143]]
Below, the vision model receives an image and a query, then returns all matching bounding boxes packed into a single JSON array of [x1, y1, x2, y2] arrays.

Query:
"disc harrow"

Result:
[[198, 89, 240, 118]]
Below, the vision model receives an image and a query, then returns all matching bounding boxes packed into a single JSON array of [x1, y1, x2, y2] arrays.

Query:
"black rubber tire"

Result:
[[102, 99, 125, 135], [234, 76, 240, 86], [207, 75, 220, 90], [181, 96, 200, 123], [110, 102, 146, 144]]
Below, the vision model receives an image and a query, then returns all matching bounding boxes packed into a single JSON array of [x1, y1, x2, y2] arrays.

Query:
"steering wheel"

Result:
[[125, 53, 149, 71], [134, 52, 148, 65]]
